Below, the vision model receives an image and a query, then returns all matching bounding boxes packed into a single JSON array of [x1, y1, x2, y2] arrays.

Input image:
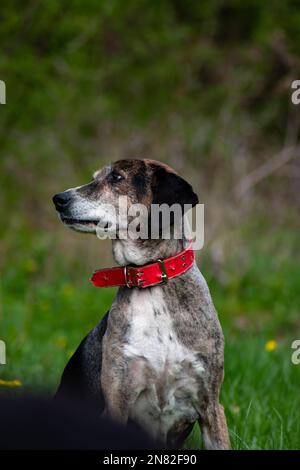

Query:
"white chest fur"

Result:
[[123, 288, 204, 441]]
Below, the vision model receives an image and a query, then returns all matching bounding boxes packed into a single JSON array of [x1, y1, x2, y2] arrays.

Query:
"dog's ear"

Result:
[[151, 166, 199, 210], [148, 166, 198, 235]]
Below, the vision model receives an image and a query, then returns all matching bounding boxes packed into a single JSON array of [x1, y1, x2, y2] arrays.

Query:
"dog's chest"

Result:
[[123, 289, 204, 438]]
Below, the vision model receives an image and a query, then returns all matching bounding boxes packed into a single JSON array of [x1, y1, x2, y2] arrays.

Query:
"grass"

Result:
[[0, 227, 300, 449]]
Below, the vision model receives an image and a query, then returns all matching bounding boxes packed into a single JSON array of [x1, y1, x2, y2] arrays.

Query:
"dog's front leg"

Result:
[[198, 403, 231, 450], [101, 354, 145, 427], [103, 389, 130, 425], [101, 366, 131, 425]]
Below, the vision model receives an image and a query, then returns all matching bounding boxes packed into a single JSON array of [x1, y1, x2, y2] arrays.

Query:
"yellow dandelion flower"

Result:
[[55, 336, 67, 349], [265, 340, 278, 352], [0, 378, 22, 387]]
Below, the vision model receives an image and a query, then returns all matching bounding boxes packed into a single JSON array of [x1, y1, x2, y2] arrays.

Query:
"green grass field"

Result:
[[0, 227, 299, 449]]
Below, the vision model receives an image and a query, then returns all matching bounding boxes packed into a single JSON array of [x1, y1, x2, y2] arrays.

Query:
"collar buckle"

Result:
[[124, 266, 133, 288], [124, 266, 144, 288], [157, 258, 169, 285]]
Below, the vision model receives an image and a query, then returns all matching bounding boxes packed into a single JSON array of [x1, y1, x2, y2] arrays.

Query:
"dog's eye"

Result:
[[110, 170, 123, 182]]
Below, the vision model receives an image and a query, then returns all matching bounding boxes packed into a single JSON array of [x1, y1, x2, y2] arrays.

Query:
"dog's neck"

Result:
[[111, 222, 189, 266]]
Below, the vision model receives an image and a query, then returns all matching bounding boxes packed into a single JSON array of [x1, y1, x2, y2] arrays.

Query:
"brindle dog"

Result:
[[53, 159, 230, 449]]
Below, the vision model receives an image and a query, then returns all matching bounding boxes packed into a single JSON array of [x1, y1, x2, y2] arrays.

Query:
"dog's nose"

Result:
[[53, 192, 72, 212]]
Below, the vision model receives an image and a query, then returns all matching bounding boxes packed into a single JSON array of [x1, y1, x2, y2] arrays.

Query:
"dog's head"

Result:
[[53, 159, 198, 235]]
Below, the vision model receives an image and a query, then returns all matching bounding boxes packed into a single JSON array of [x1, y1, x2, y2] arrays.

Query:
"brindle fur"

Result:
[[53, 159, 230, 449]]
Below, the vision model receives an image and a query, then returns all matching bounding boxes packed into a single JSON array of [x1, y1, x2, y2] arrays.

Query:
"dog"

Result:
[[52, 159, 230, 449]]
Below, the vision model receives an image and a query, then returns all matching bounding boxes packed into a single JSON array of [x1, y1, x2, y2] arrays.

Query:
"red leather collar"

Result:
[[91, 242, 195, 289]]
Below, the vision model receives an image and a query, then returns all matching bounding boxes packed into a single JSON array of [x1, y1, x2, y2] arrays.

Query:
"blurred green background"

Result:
[[0, 0, 300, 449]]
